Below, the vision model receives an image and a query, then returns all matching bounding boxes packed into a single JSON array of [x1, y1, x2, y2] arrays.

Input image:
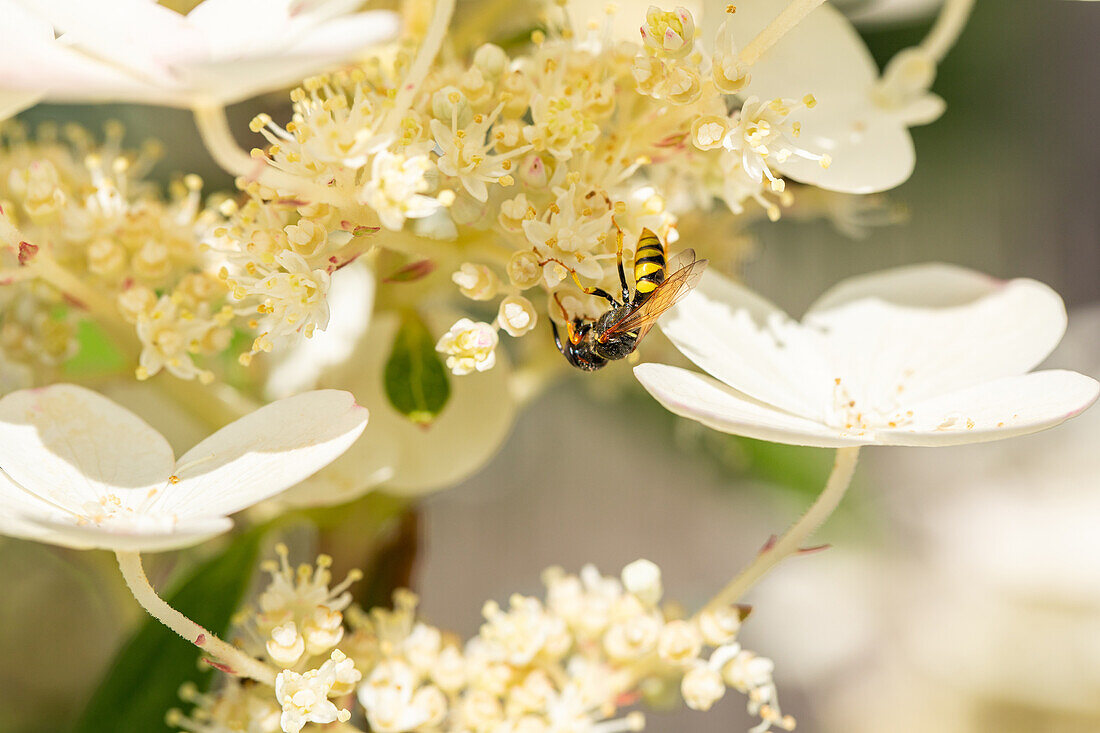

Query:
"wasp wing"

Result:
[[601, 250, 708, 342]]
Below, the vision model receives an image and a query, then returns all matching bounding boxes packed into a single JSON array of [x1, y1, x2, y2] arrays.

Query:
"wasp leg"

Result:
[[551, 320, 566, 356], [615, 227, 631, 302], [540, 256, 619, 306]]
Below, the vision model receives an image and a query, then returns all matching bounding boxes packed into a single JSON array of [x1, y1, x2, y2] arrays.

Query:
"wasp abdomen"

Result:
[[632, 229, 666, 302]]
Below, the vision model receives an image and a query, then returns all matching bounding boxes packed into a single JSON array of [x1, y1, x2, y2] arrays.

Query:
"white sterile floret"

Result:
[[275, 650, 361, 733], [453, 263, 502, 301], [436, 318, 499, 375], [0, 385, 367, 551], [361, 149, 448, 231], [635, 264, 1099, 447], [0, 0, 400, 114], [703, 0, 943, 192], [498, 295, 539, 337]]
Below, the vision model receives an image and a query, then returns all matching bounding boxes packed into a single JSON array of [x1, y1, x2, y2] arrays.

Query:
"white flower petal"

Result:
[[0, 0, 161, 103], [660, 269, 832, 420], [0, 470, 61, 544], [0, 384, 175, 514], [874, 370, 1100, 446], [776, 112, 915, 194], [18, 513, 233, 552], [284, 311, 515, 505], [634, 363, 865, 447], [155, 390, 367, 517], [27, 0, 199, 87], [266, 262, 375, 399], [286, 11, 402, 56], [805, 264, 1068, 408], [706, 0, 916, 193]]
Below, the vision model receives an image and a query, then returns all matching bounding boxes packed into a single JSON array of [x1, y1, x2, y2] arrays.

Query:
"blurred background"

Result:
[[3, 1, 1100, 732]]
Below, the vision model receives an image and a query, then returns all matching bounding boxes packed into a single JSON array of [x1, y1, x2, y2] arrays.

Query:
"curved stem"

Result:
[[738, 0, 828, 68], [115, 551, 278, 686], [383, 0, 456, 134], [192, 105, 316, 194], [701, 446, 861, 612], [919, 0, 976, 63]]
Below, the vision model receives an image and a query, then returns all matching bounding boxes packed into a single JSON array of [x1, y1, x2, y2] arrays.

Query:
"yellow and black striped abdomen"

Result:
[[632, 229, 666, 302]]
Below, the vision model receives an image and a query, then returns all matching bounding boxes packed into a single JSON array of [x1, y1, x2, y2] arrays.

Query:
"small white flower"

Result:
[[635, 264, 1099, 447], [521, 187, 612, 284], [497, 295, 538, 337], [0, 385, 367, 551], [275, 650, 360, 733], [436, 318, 499, 376], [360, 149, 446, 231], [0, 0, 400, 112]]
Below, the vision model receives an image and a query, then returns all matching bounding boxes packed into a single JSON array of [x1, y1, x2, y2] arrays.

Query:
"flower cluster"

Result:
[[231, 2, 850, 376], [1, 0, 949, 388], [172, 555, 792, 733]]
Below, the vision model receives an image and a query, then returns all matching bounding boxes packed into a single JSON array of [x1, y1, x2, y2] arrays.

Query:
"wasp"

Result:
[[547, 228, 708, 371]]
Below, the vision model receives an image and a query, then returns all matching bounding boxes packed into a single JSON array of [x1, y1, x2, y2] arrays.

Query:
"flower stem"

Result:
[[738, 0, 828, 68], [115, 551, 278, 686], [384, 0, 456, 134], [191, 105, 316, 194], [701, 446, 861, 612], [919, 0, 975, 63]]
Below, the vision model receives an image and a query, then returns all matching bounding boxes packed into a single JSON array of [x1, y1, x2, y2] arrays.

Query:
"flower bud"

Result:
[[285, 219, 328, 257], [681, 665, 725, 711], [267, 621, 305, 666], [87, 239, 127, 278], [498, 295, 538, 337], [473, 43, 509, 79], [692, 115, 730, 151], [658, 620, 703, 665], [641, 7, 696, 59], [452, 263, 501, 300], [507, 250, 543, 288], [622, 559, 663, 606], [117, 285, 157, 323], [698, 606, 741, 646], [432, 86, 472, 127]]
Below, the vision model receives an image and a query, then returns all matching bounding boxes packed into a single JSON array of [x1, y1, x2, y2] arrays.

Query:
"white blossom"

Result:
[[0, 0, 400, 112], [436, 318, 499, 375], [0, 385, 366, 551], [636, 264, 1099, 446], [275, 650, 360, 733]]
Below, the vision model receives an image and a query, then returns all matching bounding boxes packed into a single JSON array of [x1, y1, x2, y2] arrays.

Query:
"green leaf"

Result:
[[72, 528, 268, 733], [384, 311, 451, 426], [63, 319, 126, 377]]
